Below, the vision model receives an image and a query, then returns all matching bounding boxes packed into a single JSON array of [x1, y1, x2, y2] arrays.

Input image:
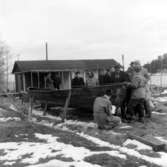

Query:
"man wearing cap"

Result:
[[127, 64, 148, 122], [110, 64, 130, 122], [93, 89, 121, 129], [128, 60, 151, 118]]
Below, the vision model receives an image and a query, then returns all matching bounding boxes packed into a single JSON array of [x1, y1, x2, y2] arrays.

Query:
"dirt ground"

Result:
[[0, 93, 167, 167]]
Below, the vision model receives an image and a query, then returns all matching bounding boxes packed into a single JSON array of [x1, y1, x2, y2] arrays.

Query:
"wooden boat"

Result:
[[28, 83, 126, 116]]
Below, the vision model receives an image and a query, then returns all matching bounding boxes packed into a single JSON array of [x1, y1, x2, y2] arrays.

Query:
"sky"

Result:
[[1, 0, 167, 69]]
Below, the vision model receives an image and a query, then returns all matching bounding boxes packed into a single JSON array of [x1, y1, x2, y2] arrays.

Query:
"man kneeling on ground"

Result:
[[93, 89, 121, 130]]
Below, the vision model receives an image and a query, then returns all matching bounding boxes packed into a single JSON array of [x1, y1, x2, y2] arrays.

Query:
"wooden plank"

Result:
[[31, 72, 33, 88], [62, 90, 71, 122], [28, 96, 33, 121], [37, 72, 40, 88], [127, 133, 166, 152], [43, 101, 48, 116], [23, 73, 26, 91]]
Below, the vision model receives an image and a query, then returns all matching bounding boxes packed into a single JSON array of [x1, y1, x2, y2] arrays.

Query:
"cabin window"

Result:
[[25, 72, 31, 88], [32, 73, 38, 88]]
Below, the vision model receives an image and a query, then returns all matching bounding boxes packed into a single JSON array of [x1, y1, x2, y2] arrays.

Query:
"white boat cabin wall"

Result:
[[12, 60, 119, 92]]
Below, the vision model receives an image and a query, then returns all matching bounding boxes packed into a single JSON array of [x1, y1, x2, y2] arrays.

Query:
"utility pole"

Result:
[[6, 53, 9, 91], [121, 54, 125, 71], [45, 42, 48, 61], [160, 56, 163, 89]]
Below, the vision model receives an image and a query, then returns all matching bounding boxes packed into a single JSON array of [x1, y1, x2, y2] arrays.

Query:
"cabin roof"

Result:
[[12, 59, 120, 73]]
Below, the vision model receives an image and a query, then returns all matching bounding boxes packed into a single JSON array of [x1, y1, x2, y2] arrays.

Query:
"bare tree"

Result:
[[0, 41, 10, 92]]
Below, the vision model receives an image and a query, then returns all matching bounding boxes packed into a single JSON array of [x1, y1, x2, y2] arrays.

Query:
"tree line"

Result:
[[144, 54, 167, 73]]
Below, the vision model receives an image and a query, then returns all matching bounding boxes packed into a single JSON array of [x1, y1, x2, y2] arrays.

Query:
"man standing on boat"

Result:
[[71, 71, 85, 88], [93, 89, 121, 130], [45, 73, 54, 89], [110, 64, 129, 83]]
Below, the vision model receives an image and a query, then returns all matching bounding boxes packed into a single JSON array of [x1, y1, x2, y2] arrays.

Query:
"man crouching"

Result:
[[93, 89, 121, 130]]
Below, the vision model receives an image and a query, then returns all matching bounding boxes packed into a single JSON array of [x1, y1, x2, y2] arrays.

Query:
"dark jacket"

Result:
[[111, 71, 129, 83], [53, 76, 61, 89], [103, 73, 112, 84], [71, 77, 85, 88]]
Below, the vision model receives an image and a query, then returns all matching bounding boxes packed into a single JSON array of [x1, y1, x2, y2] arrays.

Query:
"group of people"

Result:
[[99, 64, 129, 84], [71, 71, 98, 88], [44, 61, 152, 130], [45, 64, 131, 89], [93, 60, 152, 130], [71, 64, 129, 88]]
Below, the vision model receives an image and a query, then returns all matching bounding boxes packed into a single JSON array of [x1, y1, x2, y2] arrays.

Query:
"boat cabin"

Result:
[[12, 59, 119, 92]]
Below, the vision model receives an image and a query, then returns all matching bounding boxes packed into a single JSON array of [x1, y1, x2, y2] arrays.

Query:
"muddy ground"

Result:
[[0, 93, 167, 167]]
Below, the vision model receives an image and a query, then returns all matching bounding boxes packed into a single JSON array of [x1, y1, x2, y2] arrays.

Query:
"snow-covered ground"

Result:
[[1, 129, 167, 167], [1, 92, 167, 166]]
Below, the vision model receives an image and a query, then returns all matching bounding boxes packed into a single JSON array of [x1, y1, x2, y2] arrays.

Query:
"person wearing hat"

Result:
[[109, 64, 130, 122], [127, 61, 135, 80], [127, 64, 147, 122], [127, 60, 151, 118], [71, 71, 85, 88], [93, 89, 121, 129]]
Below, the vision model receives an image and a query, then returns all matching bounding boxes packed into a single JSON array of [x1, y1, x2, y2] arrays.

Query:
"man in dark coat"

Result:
[[93, 89, 121, 129], [111, 64, 129, 83], [103, 69, 112, 85], [71, 71, 85, 88], [110, 64, 130, 122]]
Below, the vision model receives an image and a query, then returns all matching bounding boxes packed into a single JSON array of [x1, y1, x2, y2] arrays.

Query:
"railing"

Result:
[[150, 73, 167, 87]]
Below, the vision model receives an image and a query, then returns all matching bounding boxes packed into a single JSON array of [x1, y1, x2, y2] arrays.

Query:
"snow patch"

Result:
[[3, 161, 15, 166], [26, 159, 101, 167], [0, 117, 21, 122], [123, 139, 152, 150], [161, 89, 167, 95], [57, 119, 97, 129], [32, 109, 62, 121], [9, 104, 17, 111], [76, 132, 167, 167], [152, 111, 167, 115], [155, 97, 167, 102], [0, 133, 126, 166], [119, 125, 132, 129], [155, 136, 167, 144]]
